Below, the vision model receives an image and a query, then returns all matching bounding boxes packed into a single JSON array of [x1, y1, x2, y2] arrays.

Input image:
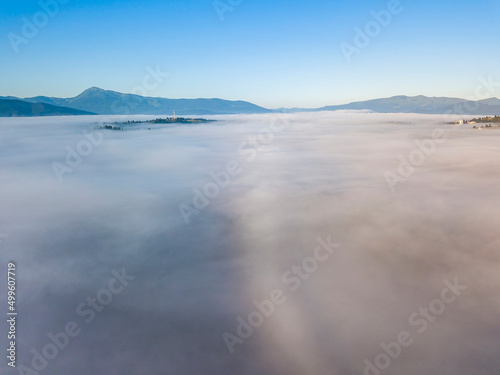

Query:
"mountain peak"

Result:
[[72, 87, 108, 100], [83, 87, 106, 93]]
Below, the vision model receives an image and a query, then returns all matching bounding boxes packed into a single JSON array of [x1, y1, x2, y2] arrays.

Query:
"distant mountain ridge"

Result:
[[278, 95, 500, 115], [0, 98, 95, 117], [315, 95, 500, 115], [1, 88, 500, 117], [6, 87, 271, 116]]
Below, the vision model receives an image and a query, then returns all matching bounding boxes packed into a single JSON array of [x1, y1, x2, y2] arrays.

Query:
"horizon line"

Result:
[[1, 87, 499, 111]]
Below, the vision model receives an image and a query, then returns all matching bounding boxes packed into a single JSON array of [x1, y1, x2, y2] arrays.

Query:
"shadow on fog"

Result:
[[0, 112, 499, 375]]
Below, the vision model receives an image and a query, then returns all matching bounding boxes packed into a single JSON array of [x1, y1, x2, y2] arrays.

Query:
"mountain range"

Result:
[[1, 87, 500, 117], [317, 95, 500, 115], [0, 98, 95, 117], [0, 87, 270, 116]]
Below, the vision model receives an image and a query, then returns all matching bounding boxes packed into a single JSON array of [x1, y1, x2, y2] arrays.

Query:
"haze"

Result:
[[1, 112, 499, 375]]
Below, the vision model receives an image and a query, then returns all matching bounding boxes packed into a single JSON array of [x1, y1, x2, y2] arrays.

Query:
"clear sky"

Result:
[[1, 0, 499, 108]]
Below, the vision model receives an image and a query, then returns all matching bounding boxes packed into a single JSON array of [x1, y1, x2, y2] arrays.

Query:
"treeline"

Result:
[[148, 117, 215, 124], [110, 117, 215, 125], [470, 115, 500, 123]]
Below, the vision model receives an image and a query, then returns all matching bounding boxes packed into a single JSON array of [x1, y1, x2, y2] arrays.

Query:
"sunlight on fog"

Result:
[[1, 112, 499, 375]]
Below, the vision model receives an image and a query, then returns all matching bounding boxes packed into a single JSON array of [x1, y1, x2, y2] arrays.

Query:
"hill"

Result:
[[2, 90, 499, 117], [278, 96, 500, 115], [0, 99, 95, 117], [15, 87, 271, 115], [316, 95, 500, 115]]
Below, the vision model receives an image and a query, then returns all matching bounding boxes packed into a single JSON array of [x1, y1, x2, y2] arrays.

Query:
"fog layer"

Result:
[[1, 112, 499, 375]]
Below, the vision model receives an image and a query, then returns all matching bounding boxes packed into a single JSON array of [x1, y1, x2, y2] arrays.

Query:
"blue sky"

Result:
[[1, 0, 499, 108]]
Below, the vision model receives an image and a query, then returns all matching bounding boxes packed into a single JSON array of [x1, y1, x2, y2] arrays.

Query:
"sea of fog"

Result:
[[1, 112, 499, 375]]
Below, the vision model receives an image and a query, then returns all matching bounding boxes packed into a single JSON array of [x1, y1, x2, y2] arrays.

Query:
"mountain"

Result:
[[2, 89, 499, 117], [277, 96, 500, 115], [0, 99, 95, 117], [15, 87, 271, 115], [314, 95, 500, 115], [478, 97, 500, 106]]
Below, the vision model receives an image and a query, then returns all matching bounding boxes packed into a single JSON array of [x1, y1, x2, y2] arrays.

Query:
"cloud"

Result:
[[1, 112, 499, 375]]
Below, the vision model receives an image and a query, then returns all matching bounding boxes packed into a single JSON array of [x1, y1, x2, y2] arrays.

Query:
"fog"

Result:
[[1, 112, 499, 375]]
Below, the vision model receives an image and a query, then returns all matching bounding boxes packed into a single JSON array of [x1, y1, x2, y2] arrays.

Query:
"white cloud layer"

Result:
[[1, 111, 499, 375]]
